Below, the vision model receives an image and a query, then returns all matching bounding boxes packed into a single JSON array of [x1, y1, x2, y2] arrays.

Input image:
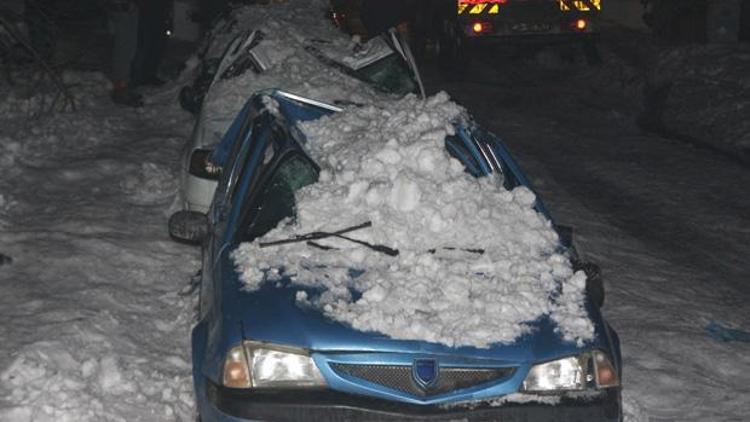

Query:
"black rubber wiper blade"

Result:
[[428, 247, 485, 255], [259, 221, 399, 257], [259, 221, 372, 248], [327, 234, 399, 257]]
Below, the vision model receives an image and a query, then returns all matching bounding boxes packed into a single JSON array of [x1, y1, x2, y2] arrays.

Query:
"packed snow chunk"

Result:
[[389, 173, 421, 212], [233, 93, 594, 348]]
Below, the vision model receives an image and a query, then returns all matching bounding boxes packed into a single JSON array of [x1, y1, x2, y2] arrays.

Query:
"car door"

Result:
[[198, 108, 274, 318]]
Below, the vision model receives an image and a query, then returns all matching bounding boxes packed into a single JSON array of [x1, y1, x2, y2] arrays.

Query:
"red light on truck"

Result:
[[470, 21, 492, 34]]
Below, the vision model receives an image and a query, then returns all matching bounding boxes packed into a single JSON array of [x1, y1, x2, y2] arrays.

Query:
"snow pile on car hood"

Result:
[[233, 93, 594, 348], [197, 0, 394, 145]]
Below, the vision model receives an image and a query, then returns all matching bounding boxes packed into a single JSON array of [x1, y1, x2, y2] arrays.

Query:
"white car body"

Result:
[[178, 31, 266, 213], [179, 116, 231, 213]]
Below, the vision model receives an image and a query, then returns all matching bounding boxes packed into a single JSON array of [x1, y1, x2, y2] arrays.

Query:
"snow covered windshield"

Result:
[[233, 93, 594, 349]]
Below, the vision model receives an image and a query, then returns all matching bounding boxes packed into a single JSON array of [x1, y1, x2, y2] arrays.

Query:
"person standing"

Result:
[[360, 0, 418, 37], [199, 0, 230, 30], [108, 0, 142, 106], [740, 0, 750, 41], [131, 0, 171, 87], [24, 0, 57, 59]]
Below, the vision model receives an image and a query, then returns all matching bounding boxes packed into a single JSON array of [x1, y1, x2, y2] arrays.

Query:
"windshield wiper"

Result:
[[258, 221, 399, 257], [428, 247, 485, 255]]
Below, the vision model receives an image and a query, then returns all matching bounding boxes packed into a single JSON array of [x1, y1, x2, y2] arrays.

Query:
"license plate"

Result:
[[510, 22, 553, 32]]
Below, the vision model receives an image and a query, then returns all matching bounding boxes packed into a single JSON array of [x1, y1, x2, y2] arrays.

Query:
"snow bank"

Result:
[[1, 341, 193, 422], [233, 93, 594, 348], [645, 44, 750, 162], [0, 72, 111, 119], [0, 69, 197, 421]]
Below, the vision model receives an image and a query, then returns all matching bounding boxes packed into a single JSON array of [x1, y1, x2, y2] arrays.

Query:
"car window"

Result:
[[225, 116, 274, 207], [242, 152, 319, 242], [215, 116, 255, 198], [445, 136, 482, 177], [446, 132, 520, 191], [356, 54, 416, 96]]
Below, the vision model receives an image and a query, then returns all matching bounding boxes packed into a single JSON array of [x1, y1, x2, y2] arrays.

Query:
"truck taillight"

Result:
[[471, 21, 493, 34], [460, 0, 507, 4]]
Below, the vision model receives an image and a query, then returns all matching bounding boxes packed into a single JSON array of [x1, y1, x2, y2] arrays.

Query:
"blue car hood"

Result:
[[220, 258, 608, 364]]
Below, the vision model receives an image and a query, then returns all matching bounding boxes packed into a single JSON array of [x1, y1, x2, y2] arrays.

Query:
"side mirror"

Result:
[[581, 262, 605, 308], [169, 211, 209, 245], [189, 148, 222, 180], [554, 224, 574, 248]]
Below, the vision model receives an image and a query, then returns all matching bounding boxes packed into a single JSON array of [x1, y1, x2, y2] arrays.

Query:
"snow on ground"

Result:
[[234, 93, 593, 348], [1, 8, 749, 421], [0, 74, 198, 421]]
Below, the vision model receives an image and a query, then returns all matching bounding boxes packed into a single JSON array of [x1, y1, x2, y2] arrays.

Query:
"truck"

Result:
[[436, 0, 603, 69]]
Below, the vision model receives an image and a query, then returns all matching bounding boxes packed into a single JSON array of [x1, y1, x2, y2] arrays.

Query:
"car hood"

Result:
[[221, 270, 609, 364]]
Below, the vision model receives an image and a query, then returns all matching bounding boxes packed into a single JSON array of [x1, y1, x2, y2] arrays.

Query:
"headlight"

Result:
[[522, 351, 619, 393], [223, 341, 327, 389]]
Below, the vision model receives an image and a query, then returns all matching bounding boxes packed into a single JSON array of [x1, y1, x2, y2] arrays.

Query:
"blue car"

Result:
[[169, 90, 622, 422]]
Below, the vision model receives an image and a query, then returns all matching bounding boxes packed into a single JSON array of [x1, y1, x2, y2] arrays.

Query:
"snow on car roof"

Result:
[[200, 0, 397, 138], [233, 93, 594, 348]]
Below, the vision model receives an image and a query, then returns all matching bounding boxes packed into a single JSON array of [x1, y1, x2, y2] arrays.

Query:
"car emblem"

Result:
[[413, 359, 439, 389]]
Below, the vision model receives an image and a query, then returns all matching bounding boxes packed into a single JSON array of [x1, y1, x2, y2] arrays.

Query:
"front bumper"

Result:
[[464, 31, 600, 45], [204, 382, 622, 422]]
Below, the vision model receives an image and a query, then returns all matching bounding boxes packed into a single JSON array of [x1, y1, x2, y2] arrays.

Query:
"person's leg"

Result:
[[110, 5, 142, 106], [740, 0, 750, 42], [201, 0, 229, 30], [130, 3, 149, 86], [132, 0, 169, 86], [362, 0, 405, 37], [24, 0, 56, 59], [143, 0, 170, 84]]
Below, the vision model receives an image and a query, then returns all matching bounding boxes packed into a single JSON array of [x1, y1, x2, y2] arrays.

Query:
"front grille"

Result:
[[330, 363, 515, 397]]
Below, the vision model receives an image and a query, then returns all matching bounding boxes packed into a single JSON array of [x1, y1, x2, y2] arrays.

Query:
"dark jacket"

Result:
[[360, 0, 418, 35]]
